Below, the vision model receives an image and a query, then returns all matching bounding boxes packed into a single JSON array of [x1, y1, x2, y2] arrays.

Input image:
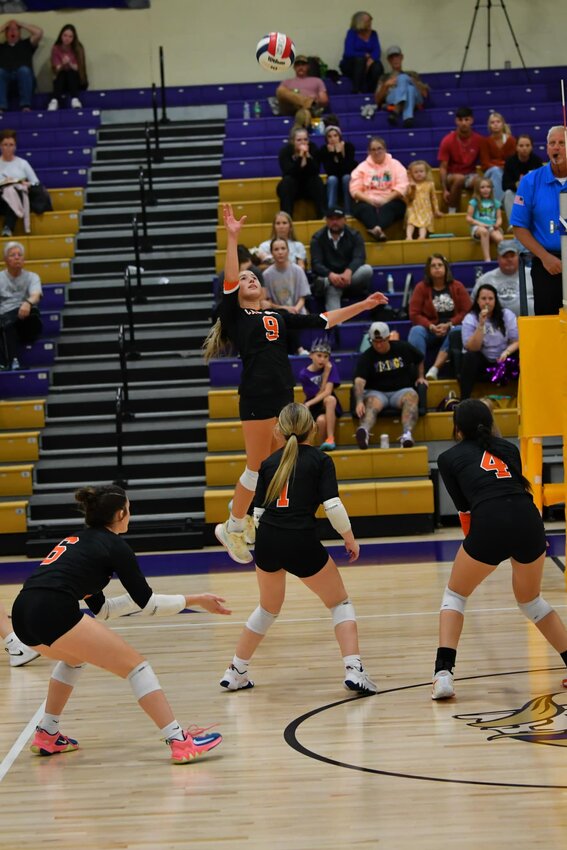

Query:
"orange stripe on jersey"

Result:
[[224, 279, 240, 294]]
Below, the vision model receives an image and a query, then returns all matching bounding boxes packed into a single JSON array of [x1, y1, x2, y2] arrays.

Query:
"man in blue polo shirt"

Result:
[[511, 125, 567, 315]]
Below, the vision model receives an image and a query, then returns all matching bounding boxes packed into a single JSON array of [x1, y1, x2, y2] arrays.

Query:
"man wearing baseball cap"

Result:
[[310, 207, 373, 311], [352, 321, 426, 449], [374, 46, 429, 127], [471, 240, 534, 316], [275, 55, 329, 127]]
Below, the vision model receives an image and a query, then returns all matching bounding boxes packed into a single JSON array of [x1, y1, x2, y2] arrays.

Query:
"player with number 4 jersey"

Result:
[[431, 399, 567, 701], [219, 402, 378, 696], [203, 204, 388, 565]]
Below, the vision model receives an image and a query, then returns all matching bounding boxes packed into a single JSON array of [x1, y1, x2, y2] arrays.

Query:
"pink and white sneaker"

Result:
[[30, 727, 79, 756], [169, 727, 223, 764]]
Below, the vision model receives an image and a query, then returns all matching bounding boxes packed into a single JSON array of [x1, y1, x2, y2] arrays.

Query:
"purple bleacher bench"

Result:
[[0, 368, 49, 398], [18, 340, 56, 368]]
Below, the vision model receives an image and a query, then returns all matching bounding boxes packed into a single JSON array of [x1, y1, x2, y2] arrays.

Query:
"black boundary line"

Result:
[[550, 555, 565, 573], [283, 667, 567, 789]]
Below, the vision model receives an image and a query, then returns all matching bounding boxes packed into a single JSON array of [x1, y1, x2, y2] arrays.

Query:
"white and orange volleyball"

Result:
[[256, 32, 296, 73]]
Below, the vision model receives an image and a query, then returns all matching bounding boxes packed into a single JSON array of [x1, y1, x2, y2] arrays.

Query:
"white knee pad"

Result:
[[441, 587, 467, 615], [127, 661, 161, 700], [239, 467, 259, 492], [331, 599, 356, 627], [518, 595, 553, 624], [246, 605, 277, 635], [51, 661, 86, 687]]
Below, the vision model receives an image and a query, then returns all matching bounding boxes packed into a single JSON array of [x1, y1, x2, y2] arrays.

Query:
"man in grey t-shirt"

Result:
[[471, 240, 534, 316], [0, 239, 42, 369]]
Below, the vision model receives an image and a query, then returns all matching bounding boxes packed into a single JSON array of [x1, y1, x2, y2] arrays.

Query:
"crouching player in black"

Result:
[[219, 402, 377, 696], [432, 399, 567, 699], [11, 485, 231, 763]]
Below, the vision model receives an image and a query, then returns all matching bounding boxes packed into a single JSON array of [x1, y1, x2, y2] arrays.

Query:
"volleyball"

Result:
[[256, 32, 296, 73]]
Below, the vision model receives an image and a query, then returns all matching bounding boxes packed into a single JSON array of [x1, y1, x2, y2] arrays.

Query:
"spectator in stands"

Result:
[[0, 18, 43, 112], [459, 284, 519, 399], [310, 207, 373, 311], [502, 134, 543, 227], [0, 128, 40, 236], [353, 320, 426, 450], [276, 125, 326, 220], [405, 160, 442, 240], [0, 240, 42, 370], [48, 23, 88, 111], [349, 136, 408, 241], [438, 107, 483, 213], [511, 126, 567, 316], [255, 211, 306, 269], [466, 175, 503, 262], [319, 122, 357, 215], [472, 240, 534, 316], [408, 253, 472, 381], [374, 46, 429, 128], [261, 237, 311, 354], [275, 55, 329, 129], [480, 112, 516, 202], [339, 11, 383, 94], [299, 338, 342, 451]]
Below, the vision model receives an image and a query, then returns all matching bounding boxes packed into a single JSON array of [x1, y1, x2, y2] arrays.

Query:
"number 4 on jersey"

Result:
[[479, 451, 511, 479]]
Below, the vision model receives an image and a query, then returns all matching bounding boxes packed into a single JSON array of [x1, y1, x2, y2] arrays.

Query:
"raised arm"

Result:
[[223, 203, 247, 283]]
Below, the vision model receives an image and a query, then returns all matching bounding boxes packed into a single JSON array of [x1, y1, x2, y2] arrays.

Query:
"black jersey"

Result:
[[354, 340, 423, 393], [219, 283, 328, 398], [255, 444, 339, 530], [438, 437, 530, 513], [22, 527, 153, 614]]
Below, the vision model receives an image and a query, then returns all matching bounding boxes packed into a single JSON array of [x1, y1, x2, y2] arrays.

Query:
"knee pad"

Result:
[[239, 466, 259, 492], [246, 605, 277, 635], [441, 587, 467, 615], [331, 599, 356, 627], [518, 595, 553, 624], [127, 661, 161, 700], [51, 661, 86, 687]]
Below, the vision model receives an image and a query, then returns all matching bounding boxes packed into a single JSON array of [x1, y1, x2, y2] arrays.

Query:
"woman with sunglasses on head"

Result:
[[432, 399, 567, 699], [204, 205, 388, 565]]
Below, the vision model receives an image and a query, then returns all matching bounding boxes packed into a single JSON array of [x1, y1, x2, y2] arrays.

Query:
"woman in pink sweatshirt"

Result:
[[349, 136, 408, 240]]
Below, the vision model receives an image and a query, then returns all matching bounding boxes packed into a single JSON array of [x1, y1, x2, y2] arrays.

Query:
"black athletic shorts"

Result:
[[239, 389, 293, 421], [463, 494, 547, 566], [11, 588, 84, 647], [309, 393, 343, 422], [254, 524, 329, 578]]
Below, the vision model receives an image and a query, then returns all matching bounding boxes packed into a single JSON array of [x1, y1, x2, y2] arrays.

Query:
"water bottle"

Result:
[[380, 434, 390, 449], [475, 265, 484, 280], [243, 101, 250, 120], [386, 274, 395, 293], [253, 100, 261, 119]]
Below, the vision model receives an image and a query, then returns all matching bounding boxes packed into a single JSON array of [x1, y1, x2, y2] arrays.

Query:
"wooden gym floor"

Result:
[[1, 550, 567, 850]]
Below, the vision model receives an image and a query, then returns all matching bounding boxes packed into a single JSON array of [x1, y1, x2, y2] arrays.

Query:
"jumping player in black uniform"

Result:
[[432, 399, 567, 699], [203, 204, 388, 565], [219, 402, 377, 696], [11, 485, 231, 763]]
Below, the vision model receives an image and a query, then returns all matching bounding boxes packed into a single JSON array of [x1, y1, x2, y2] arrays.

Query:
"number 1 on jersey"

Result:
[[480, 451, 511, 479], [276, 480, 290, 508]]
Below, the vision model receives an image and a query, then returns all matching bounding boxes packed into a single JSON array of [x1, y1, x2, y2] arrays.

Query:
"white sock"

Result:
[[232, 655, 250, 674], [161, 720, 184, 742], [4, 631, 19, 647], [40, 713, 60, 735], [227, 513, 245, 533], [343, 654, 362, 671]]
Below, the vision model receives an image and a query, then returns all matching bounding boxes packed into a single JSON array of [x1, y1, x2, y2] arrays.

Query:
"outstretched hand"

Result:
[[194, 593, 232, 615], [223, 203, 247, 237], [364, 291, 389, 309]]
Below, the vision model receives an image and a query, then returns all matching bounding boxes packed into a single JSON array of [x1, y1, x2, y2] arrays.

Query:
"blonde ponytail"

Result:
[[263, 403, 317, 506], [202, 318, 231, 363]]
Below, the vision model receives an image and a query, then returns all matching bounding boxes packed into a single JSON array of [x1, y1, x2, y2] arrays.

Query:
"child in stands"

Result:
[[466, 176, 503, 262], [299, 338, 342, 451], [405, 160, 442, 240]]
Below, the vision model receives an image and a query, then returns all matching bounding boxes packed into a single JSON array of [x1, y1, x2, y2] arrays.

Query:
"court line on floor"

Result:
[[0, 699, 45, 784]]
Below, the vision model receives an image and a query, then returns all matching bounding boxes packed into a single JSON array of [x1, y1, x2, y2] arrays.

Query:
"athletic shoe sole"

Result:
[[214, 523, 253, 564], [171, 733, 223, 764]]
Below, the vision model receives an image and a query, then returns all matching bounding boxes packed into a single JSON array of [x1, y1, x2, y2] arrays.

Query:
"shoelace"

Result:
[[185, 723, 218, 738]]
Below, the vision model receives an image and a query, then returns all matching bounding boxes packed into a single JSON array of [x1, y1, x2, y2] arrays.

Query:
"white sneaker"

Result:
[[425, 366, 439, 380], [242, 514, 256, 546], [5, 635, 40, 668], [214, 521, 253, 564], [400, 431, 415, 448], [344, 665, 378, 695], [432, 670, 455, 700], [220, 664, 254, 690], [70, 97, 82, 109], [47, 98, 58, 111]]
